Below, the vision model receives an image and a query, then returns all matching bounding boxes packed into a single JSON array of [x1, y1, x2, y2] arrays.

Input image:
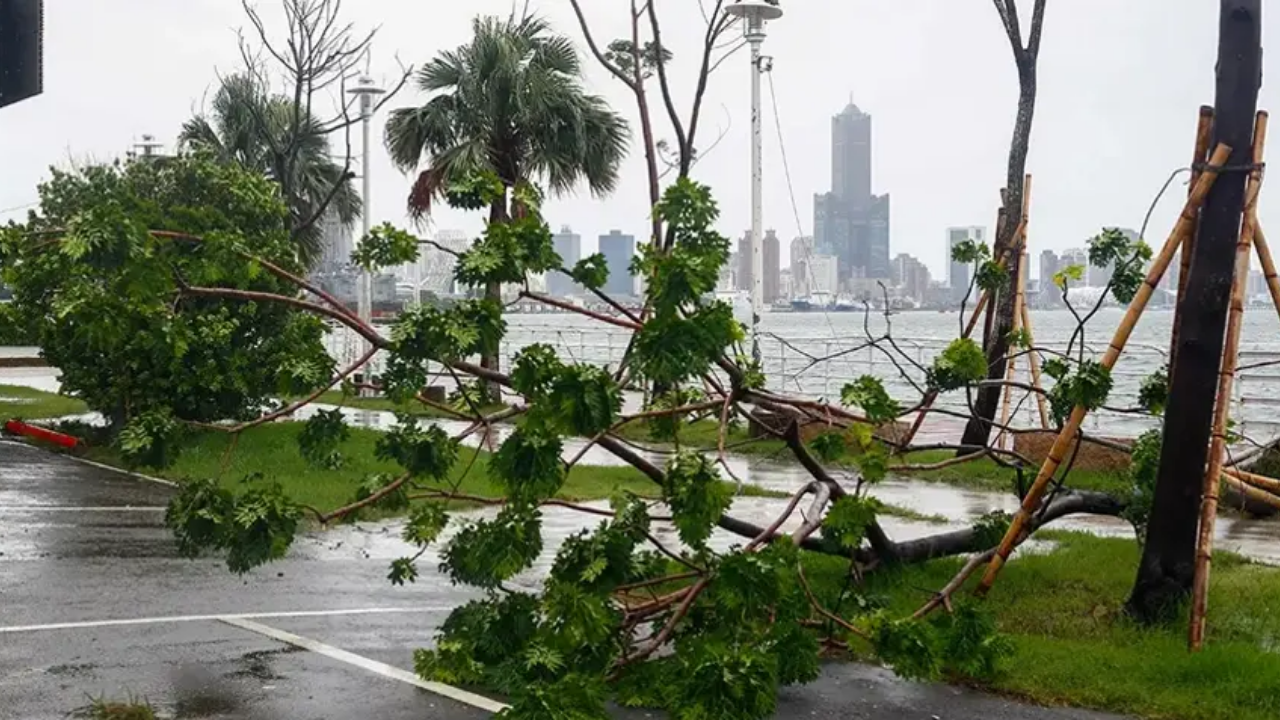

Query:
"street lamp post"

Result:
[[348, 71, 384, 391], [725, 0, 782, 364]]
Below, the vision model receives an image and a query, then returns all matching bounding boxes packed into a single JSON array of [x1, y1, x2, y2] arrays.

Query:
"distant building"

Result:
[[789, 235, 814, 298], [779, 269, 792, 302], [946, 226, 985, 300], [763, 230, 781, 303], [599, 230, 636, 298], [814, 103, 891, 286], [891, 253, 931, 304], [1039, 249, 1060, 290], [808, 254, 839, 296], [549, 226, 582, 298], [318, 211, 354, 271]]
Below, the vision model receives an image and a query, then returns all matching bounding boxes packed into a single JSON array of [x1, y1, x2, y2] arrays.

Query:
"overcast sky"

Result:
[[1, 1, 1275, 278]]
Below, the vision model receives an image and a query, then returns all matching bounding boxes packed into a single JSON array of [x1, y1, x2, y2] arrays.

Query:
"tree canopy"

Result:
[[0, 153, 334, 461]]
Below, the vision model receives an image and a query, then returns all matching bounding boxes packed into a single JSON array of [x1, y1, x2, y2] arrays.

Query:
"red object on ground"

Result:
[[3, 419, 78, 448]]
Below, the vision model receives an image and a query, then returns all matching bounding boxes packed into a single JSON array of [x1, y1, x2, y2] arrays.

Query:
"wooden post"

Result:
[[1128, 0, 1262, 624], [978, 143, 1233, 596], [1190, 110, 1267, 651], [1168, 106, 1217, 368]]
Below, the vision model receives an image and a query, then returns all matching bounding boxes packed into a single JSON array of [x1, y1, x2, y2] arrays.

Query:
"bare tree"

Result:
[[567, 0, 742, 249], [959, 0, 1048, 451], [186, 0, 410, 263]]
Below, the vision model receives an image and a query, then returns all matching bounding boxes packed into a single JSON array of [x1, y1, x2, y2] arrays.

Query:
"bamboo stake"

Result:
[[1190, 111, 1267, 652], [1169, 106, 1217, 368], [1252, 223, 1280, 320], [1224, 466, 1280, 495], [1222, 473, 1280, 511], [976, 142, 1233, 596], [1020, 302, 1051, 428], [995, 178, 1033, 449]]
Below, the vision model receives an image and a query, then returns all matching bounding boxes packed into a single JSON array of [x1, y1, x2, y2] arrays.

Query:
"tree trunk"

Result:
[[1126, 0, 1261, 623], [959, 63, 1037, 451], [481, 195, 511, 404]]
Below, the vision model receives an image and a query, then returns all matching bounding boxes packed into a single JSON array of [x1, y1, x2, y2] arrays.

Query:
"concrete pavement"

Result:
[[0, 440, 1125, 719]]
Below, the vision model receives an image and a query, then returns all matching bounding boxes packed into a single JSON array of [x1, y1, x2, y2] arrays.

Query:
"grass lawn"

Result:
[[0, 384, 88, 421], [804, 532, 1280, 720], [80, 422, 786, 516]]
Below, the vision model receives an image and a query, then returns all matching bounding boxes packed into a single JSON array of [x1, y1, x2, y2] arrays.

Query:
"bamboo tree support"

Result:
[[1190, 111, 1267, 652], [1020, 301, 1052, 428], [996, 178, 1034, 448], [976, 142, 1233, 596], [1251, 223, 1280, 319], [1169, 106, 1217, 367]]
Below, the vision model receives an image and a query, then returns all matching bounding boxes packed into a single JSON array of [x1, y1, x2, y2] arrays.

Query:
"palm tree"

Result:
[[179, 74, 361, 267], [385, 14, 629, 396]]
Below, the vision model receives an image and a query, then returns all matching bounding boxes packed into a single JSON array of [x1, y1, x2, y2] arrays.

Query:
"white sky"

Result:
[[0, 0, 1274, 279]]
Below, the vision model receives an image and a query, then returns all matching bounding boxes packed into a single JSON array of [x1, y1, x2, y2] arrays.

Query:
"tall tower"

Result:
[[831, 103, 872, 206]]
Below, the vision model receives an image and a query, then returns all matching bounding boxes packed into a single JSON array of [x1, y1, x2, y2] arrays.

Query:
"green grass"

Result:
[[80, 422, 785, 516], [803, 532, 1280, 720], [0, 384, 88, 421], [81, 696, 156, 720]]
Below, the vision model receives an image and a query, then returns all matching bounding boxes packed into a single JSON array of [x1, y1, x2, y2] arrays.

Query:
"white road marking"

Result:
[[0, 605, 453, 634], [221, 616, 508, 713], [0, 505, 167, 512]]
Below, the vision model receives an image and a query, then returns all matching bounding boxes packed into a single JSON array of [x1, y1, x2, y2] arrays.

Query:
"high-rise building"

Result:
[[549, 226, 582, 298], [599, 230, 636, 298], [763, 229, 781, 303], [814, 102, 891, 285], [1039, 249, 1060, 290], [1060, 248, 1090, 287], [946, 226, 985, 300]]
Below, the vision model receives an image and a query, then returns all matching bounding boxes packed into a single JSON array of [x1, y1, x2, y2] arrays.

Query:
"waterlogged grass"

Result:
[[81, 422, 785, 515], [0, 383, 88, 421], [894, 448, 1133, 496], [804, 532, 1280, 720]]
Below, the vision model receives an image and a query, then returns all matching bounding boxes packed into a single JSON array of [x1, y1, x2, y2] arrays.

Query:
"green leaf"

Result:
[[376, 415, 460, 479], [442, 505, 544, 588], [1042, 357, 1070, 381], [388, 557, 419, 585], [821, 495, 878, 551], [840, 376, 901, 424], [512, 344, 564, 399], [928, 338, 988, 392], [975, 260, 1008, 293], [491, 428, 566, 503], [403, 503, 450, 546], [352, 223, 421, 270], [1138, 365, 1169, 416], [949, 239, 990, 265], [569, 254, 609, 291], [297, 408, 350, 469], [1046, 360, 1113, 424], [663, 453, 732, 550], [1053, 263, 1085, 290]]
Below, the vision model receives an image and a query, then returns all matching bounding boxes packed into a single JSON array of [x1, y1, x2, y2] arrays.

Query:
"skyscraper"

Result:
[[549, 226, 582, 298], [1039, 248, 1059, 293], [599, 230, 636, 298], [763, 230, 781, 303], [946, 226, 985, 299], [318, 211, 354, 271], [814, 103, 891, 285], [892, 253, 931, 304]]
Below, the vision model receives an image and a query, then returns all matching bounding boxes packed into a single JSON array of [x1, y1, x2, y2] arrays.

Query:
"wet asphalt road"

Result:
[[0, 440, 1125, 719]]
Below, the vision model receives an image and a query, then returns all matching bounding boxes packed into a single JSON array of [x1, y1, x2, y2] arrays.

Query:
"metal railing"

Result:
[[326, 325, 1280, 442]]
